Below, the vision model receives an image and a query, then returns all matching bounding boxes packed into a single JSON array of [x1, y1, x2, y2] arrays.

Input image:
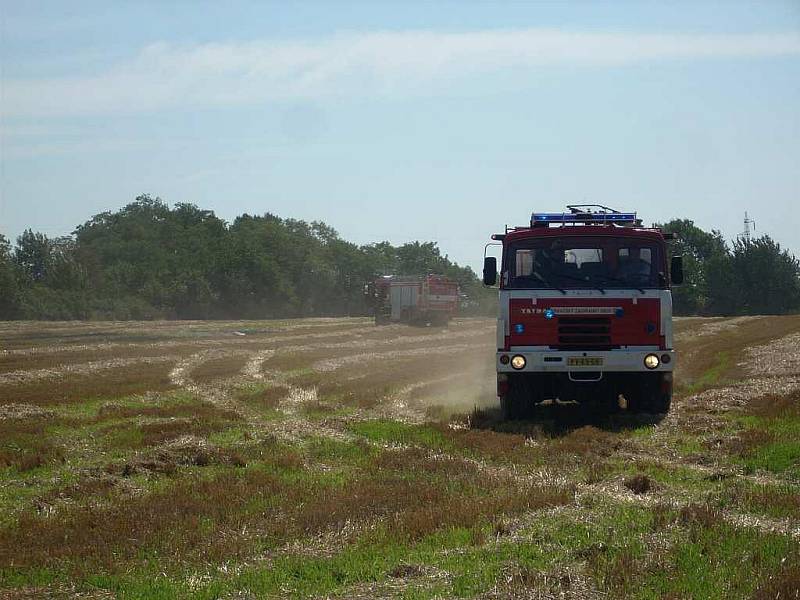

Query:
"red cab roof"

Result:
[[500, 225, 666, 243]]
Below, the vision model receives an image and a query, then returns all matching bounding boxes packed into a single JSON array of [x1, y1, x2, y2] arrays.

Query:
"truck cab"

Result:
[[483, 206, 683, 419]]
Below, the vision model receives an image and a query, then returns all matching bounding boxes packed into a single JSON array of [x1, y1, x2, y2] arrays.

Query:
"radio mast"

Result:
[[742, 212, 756, 243]]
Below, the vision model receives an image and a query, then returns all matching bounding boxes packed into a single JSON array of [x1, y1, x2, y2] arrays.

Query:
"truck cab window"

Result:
[[515, 249, 534, 276], [508, 238, 660, 289]]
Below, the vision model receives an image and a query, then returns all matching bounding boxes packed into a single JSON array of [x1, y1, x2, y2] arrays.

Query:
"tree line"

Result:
[[659, 219, 800, 315], [0, 197, 798, 320], [0, 195, 494, 320]]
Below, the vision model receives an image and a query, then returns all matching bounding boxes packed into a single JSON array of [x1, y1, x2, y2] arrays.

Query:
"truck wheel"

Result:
[[643, 392, 671, 415], [501, 379, 533, 420], [627, 374, 671, 415]]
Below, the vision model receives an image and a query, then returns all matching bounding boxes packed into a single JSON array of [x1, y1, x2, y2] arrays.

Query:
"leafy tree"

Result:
[[74, 195, 228, 318], [14, 229, 51, 283], [0, 234, 20, 319], [729, 236, 800, 315], [657, 219, 728, 315], [396, 242, 449, 276]]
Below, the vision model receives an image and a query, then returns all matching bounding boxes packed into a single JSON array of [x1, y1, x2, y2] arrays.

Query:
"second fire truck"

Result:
[[370, 275, 459, 326]]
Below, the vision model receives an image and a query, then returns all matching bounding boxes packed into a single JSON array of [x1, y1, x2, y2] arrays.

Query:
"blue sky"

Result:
[[1, 1, 799, 271]]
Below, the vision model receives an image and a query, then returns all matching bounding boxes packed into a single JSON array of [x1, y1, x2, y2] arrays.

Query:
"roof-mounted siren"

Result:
[[530, 204, 641, 227]]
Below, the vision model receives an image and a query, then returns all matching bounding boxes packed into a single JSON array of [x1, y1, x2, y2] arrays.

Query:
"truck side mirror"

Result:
[[483, 256, 497, 286], [671, 255, 684, 285]]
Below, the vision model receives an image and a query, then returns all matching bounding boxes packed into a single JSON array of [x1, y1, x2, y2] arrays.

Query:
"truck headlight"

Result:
[[644, 354, 660, 369], [511, 355, 526, 370]]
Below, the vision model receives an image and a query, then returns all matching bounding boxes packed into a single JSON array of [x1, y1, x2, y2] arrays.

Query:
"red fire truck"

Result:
[[370, 275, 459, 326], [483, 206, 683, 419]]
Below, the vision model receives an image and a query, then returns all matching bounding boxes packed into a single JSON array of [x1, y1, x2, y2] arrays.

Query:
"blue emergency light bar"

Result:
[[531, 212, 638, 226]]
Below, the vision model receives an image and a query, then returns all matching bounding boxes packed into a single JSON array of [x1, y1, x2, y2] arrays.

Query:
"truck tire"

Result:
[[642, 391, 672, 415], [501, 378, 534, 420], [627, 374, 671, 415]]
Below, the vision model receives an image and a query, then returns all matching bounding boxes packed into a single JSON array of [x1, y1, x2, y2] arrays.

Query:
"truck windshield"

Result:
[[506, 237, 663, 290]]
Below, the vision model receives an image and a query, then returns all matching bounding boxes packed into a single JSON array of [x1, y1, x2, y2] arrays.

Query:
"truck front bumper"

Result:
[[497, 349, 675, 373]]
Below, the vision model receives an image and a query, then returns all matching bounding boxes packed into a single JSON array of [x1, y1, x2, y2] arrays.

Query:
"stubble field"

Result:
[[1, 315, 800, 599]]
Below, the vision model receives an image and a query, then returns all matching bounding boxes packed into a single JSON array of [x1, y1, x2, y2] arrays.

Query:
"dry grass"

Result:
[[433, 425, 540, 463], [675, 314, 800, 393], [94, 399, 241, 423], [0, 419, 65, 473], [106, 437, 247, 476], [288, 350, 487, 410], [0, 344, 200, 375], [0, 442, 568, 574], [370, 446, 475, 477], [752, 554, 800, 600], [35, 475, 121, 507], [723, 428, 775, 457], [88, 399, 242, 447], [2, 316, 799, 598], [98, 418, 233, 450], [677, 503, 724, 529], [745, 388, 800, 419], [366, 446, 571, 542], [727, 485, 800, 520], [0, 469, 283, 570], [552, 425, 626, 457], [385, 481, 569, 543], [0, 362, 176, 406], [190, 353, 251, 382], [233, 384, 287, 411]]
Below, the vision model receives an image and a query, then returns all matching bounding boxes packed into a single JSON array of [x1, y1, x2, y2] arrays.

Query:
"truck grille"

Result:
[[557, 317, 611, 347]]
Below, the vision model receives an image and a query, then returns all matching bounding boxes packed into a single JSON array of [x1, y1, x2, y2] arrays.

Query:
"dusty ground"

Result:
[[0, 315, 799, 599]]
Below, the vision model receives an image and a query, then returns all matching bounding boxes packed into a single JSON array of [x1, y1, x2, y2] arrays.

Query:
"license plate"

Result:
[[567, 357, 603, 367]]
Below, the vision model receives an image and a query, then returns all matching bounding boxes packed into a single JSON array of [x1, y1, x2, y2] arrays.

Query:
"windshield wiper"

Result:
[[532, 272, 566, 294], [552, 271, 605, 294], [596, 274, 647, 294]]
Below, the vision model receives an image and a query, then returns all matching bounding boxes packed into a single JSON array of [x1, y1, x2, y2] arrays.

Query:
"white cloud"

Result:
[[3, 29, 800, 117]]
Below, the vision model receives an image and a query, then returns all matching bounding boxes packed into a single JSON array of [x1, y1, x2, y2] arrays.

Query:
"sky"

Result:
[[1, 1, 799, 271]]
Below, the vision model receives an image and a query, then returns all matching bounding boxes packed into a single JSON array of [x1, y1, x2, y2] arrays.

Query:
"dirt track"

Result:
[[1, 315, 799, 598]]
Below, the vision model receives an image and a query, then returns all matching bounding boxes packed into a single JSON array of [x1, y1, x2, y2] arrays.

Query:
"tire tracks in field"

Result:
[[1, 320, 491, 359], [278, 323, 495, 360], [311, 343, 476, 373], [169, 346, 357, 443], [168, 348, 255, 417], [225, 324, 494, 439], [242, 348, 359, 443], [0, 355, 181, 386], [169, 320, 800, 593], [166, 321, 800, 549], [0, 320, 377, 358], [163, 321, 493, 444], [175, 319, 800, 597]]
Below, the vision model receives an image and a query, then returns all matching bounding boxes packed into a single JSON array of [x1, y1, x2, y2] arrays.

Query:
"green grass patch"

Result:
[[676, 437, 705, 456], [637, 516, 796, 599], [683, 350, 731, 395], [741, 441, 800, 479], [715, 480, 800, 520], [233, 383, 286, 415], [731, 414, 800, 479], [305, 436, 376, 465], [348, 420, 455, 451]]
